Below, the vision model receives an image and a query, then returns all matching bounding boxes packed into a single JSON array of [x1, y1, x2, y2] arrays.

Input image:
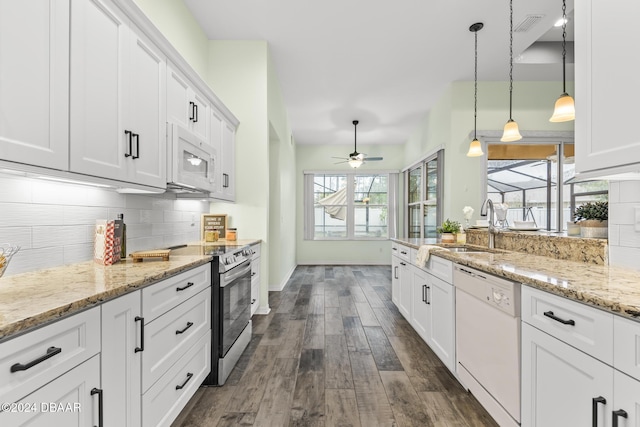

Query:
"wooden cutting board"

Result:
[[130, 249, 171, 262]]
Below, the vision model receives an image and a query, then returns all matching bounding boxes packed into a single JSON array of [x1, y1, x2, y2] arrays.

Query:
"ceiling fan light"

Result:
[[501, 119, 523, 142], [348, 158, 363, 168], [467, 138, 484, 157], [549, 93, 575, 122]]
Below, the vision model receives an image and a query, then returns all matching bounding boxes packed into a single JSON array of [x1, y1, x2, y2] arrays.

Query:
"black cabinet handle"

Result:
[[193, 103, 198, 123], [251, 298, 256, 305], [176, 321, 194, 335], [135, 316, 144, 353], [91, 388, 104, 427], [11, 346, 62, 373], [189, 101, 195, 121], [176, 281, 194, 292], [422, 284, 427, 303], [544, 310, 575, 326], [400, 262, 406, 266], [400, 250, 407, 255], [223, 173, 229, 188], [124, 130, 132, 157], [612, 409, 628, 427], [426, 286, 431, 305], [392, 247, 397, 251], [394, 266, 398, 279], [592, 396, 607, 427], [175, 372, 193, 390], [132, 132, 139, 159]]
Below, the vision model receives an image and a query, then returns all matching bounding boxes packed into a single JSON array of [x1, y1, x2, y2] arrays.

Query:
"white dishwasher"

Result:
[[454, 265, 521, 427]]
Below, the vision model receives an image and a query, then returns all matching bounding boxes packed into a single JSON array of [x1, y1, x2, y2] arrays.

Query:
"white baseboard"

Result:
[[269, 264, 297, 291], [255, 306, 271, 315], [296, 261, 389, 266]]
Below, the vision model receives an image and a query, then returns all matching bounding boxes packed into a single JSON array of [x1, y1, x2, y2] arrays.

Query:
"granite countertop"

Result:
[[392, 238, 640, 321], [0, 239, 262, 342]]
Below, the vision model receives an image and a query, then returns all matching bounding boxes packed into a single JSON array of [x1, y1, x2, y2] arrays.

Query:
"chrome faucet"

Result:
[[481, 199, 495, 249]]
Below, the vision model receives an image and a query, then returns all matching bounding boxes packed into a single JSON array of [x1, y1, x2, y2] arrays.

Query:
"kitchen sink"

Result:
[[446, 246, 493, 253]]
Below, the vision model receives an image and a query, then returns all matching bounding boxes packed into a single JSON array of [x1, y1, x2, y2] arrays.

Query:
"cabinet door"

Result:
[[398, 261, 412, 321], [166, 65, 191, 129], [190, 90, 210, 143], [1, 355, 100, 427], [0, 0, 69, 170], [575, 0, 640, 175], [391, 256, 401, 307], [127, 27, 166, 188], [69, 0, 129, 180], [614, 370, 640, 427], [101, 291, 142, 427], [522, 323, 613, 427], [410, 266, 429, 341], [428, 275, 455, 372], [220, 121, 236, 200], [251, 256, 261, 316]]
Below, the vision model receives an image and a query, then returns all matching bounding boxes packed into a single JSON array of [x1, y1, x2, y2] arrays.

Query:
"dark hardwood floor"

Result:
[[172, 265, 499, 427]]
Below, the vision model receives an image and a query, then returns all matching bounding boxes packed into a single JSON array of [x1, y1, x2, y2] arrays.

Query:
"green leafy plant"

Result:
[[437, 219, 461, 234], [574, 201, 608, 223]]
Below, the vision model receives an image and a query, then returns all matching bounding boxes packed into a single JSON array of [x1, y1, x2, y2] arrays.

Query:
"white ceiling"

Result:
[[184, 0, 575, 148]]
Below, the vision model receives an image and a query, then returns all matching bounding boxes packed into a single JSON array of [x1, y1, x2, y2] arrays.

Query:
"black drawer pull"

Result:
[[592, 396, 606, 427], [400, 262, 406, 266], [132, 132, 139, 159], [544, 310, 575, 326], [612, 409, 628, 427], [135, 316, 144, 353], [251, 298, 256, 305], [91, 388, 104, 427], [426, 286, 431, 305], [11, 346, 62, 373], [124, 130, 133, 157], [400, 250, 407, 255], [189, 101, 195, 121], [176, 322, 194, 335], [176, 372, 193, 390], [176, 282, 195, 292]]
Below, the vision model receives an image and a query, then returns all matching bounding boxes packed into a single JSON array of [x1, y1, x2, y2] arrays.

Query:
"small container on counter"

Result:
[[226, 228, 237, 241]]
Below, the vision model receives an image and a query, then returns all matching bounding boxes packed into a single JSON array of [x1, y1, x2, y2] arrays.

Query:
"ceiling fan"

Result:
[[333, 120, 383, 168]]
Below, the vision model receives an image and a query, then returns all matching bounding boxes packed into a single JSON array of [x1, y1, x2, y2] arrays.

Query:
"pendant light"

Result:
[[549, 0, 575, 122], [501, 0, 522, 142], [467, 22, 484, 157]]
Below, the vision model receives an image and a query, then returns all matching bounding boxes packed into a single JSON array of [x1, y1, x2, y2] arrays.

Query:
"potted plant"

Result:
[[437, 219, 461, 243], [574, 201, 608, 238]]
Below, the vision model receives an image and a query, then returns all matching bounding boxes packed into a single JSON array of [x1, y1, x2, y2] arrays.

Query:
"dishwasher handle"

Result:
[[456, 266, 487, 280]]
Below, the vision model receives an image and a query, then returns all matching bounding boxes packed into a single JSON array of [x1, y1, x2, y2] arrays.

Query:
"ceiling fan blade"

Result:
[[331, 156, 349, 160], [364, 157, 383, 161], [334, 160, 349, 164]]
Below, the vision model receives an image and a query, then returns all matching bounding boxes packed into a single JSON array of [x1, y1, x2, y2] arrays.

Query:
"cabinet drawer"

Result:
[[250, 242, 261, 259], [0, 307, 100, 403], [142, 333, 211, 427], [251, 258, 261, 284], [142, 263, 210, 322], [396, 244, 411, 262], [522, 286, 614, 364], [142, 287, 211, 392], [391, 241, 399, 256], [614, 315, 640, 381], [410, 248, 452, 283]]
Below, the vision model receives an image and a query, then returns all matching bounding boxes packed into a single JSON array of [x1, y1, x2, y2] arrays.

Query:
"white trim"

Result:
[[297, 261, 389, 266], [269, 264, 297, 291], [402, 144, 444, 172], [255, 306, 271, 315], [303, 169, 399, 175]]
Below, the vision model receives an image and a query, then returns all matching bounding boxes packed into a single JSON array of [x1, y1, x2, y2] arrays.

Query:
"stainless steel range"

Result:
[[199, 244, 253, 386]]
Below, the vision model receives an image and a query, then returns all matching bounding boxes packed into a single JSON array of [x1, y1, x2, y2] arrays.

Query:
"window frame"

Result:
[[303, 170, 398, 241], [403, 149, 444, 239]]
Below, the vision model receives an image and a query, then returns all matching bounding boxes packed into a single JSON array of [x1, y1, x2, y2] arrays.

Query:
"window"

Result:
[[304, 172, 398, 240], [405, 150, 444, 238], [485, 142, 607, 231]]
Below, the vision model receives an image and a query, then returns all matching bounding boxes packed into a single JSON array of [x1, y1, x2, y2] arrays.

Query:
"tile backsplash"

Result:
[[608, 180, 640, 271], [0, 173, 209, 276]]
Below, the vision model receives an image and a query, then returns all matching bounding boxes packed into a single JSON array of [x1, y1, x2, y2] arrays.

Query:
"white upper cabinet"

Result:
[[69, 0, 166, 189], [575, 0, 640, 178], [167, 63, 210, 143], [0, 0, 70, 170], [209, 107, 236, 201]]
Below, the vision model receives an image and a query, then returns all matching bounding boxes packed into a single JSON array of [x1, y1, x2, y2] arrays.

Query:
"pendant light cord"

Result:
[[474, 29, 478, 140], [509, 0, 514, 121], [561, 0, 567, 94]]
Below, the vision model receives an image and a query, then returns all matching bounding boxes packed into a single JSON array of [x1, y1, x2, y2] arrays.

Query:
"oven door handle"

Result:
[[220, 261, 252, 287]]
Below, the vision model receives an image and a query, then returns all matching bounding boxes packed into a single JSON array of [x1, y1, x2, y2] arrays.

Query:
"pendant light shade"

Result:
[[467, 22, 484, 158], [550, 0, 575, 122], [348, 157, 363, 168], [501, 0, 522, 142]]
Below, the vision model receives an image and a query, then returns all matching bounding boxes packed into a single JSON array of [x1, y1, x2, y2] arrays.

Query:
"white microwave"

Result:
[[166, 123, 216, 193]]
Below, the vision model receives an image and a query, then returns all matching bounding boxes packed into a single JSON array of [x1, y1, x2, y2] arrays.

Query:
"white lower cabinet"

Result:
[[411, 267, 429, 340], [250, 243, 261, 316], [397, 260, 412, 320], [8, 355, 101, 427], [391, 253, 401, 307], [101, 290, 142, 427], [522, 286, 640, 427], [522, 322, 613, 427]]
